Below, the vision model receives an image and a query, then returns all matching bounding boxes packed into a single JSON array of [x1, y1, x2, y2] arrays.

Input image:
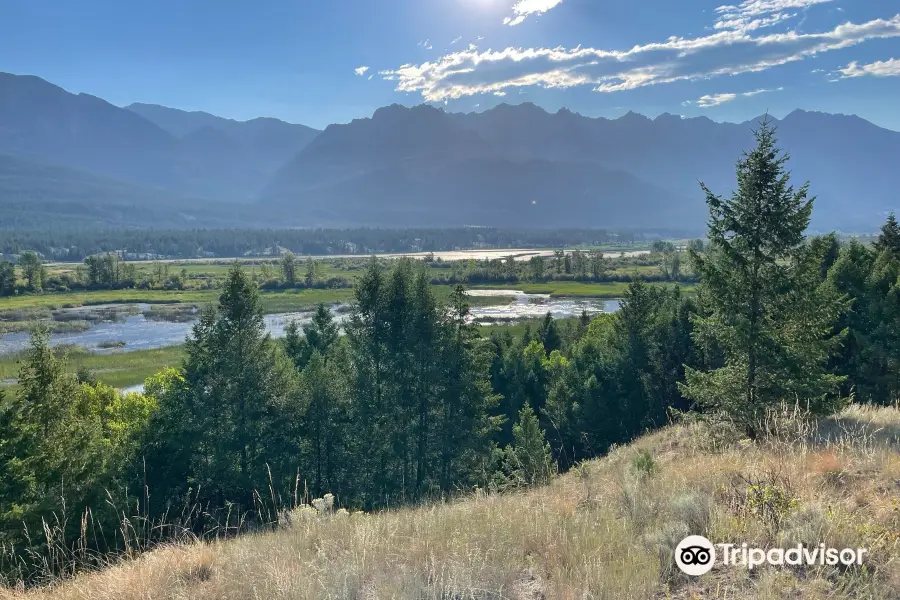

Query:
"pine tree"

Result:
[[874, 212, 900, 258], [681, 120, 845, 431], [611, 280, 664, 431], [539, 312, 562, 354], [826, 240, 888, 403], [0, 325, 108, 572], [437, 285, 501, 492], [300, 351, 350, 497], [306, 303, 340, 358], [345, 258, 390, 506], [410, 266, 440, 494], [145, 263, 300, 512], [283, 320, 310, 370], [283, 303, 340, 370], [495, 404, 553, 488]]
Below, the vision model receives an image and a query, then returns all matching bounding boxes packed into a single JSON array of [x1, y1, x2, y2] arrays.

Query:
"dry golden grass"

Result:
[[3, 403, 899, 600]]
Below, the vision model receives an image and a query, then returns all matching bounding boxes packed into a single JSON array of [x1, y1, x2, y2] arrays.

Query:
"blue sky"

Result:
[[1, 0, 898, 130]]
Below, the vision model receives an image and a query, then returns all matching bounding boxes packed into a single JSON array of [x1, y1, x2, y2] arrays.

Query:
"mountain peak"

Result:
[[618, 110, 651, 123], [654, 112, 683, 123]]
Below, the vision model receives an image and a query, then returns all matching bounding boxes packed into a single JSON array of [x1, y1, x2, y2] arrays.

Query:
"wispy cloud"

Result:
[[380, 13, 900, 101], [503, 0, 564, 26], [839, 57, 900, 78], [687, 86, 783, 107], [354, 66, 370, 76], [714, 0, 835, 33], [695, 93, 738, 107], [451, 36, 463, 44], [418, 39, 433, 50]]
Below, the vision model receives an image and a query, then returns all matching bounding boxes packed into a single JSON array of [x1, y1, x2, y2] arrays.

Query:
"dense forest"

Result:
[[2, 123, 900, 585], [0, 228, 673, 262]]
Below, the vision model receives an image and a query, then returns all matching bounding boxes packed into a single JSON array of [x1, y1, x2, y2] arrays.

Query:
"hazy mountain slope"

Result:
[[267, 156, 694, 228], [0, 73, 319, 203], [0, 73, 184, 191], [124, 103, 239, 138], [455, 104, 900, 230], [769, 110, 900, 230], [0, 154, 277, 229], [127, 102, 320, 174], [3, 70, 896, 230], [265, 104, 490, 196], [261, 104, 703, 230]]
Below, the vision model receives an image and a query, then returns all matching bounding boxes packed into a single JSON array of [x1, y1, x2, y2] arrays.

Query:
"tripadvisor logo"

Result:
[[675, 535, 716, 576], [675, 535, 868, 576]]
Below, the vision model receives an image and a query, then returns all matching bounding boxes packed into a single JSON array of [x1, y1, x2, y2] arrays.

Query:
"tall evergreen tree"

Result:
[[873, 212, 900, 258], [494, 404, 553, 488], [299, 351, 351, 498], [345, 257, 389, 506], [539, 313, 562, 354], [0, 325, 108, 572], [283, 303, 340, 370], [145, 263, 300, 513], [436, 285, 501, 492], [681, 120, 845, 431]]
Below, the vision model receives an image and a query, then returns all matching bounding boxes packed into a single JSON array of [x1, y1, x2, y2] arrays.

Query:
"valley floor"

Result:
[[4, 404, 899, 600]]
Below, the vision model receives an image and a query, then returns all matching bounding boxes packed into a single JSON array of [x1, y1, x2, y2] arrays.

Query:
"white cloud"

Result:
[[689, 86, 783, 107], [418, 39, 433, 50], [714, 0, 835, 33], [696, 93, 739, 107], [503, 0, 564, 26], [354, 66, 370, 76], [380, 14, 900, 101], [839, 57, 900, 78]]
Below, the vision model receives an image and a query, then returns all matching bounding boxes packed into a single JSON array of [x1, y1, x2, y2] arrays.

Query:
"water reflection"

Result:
[[0, 304, 350, 356], [0, 293, 621, 356], [467, 290, 620, 323]]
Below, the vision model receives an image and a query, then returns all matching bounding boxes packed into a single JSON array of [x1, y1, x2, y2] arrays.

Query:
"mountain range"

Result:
[[1, 71, 897, 231]]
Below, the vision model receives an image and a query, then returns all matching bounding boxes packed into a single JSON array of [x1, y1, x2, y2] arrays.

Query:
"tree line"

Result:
[[1, 122, 898, 583], [0, 228, 666, 263]]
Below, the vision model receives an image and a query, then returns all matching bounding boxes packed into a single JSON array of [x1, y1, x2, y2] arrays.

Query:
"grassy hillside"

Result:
[[3, 404, 898, 599]]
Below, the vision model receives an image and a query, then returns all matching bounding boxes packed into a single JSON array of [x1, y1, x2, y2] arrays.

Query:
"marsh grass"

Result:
[[143, 305, 200, 323], [0, 289, 355, 315], [0, 346, 185, 392], [2, 403, 899, 599]]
